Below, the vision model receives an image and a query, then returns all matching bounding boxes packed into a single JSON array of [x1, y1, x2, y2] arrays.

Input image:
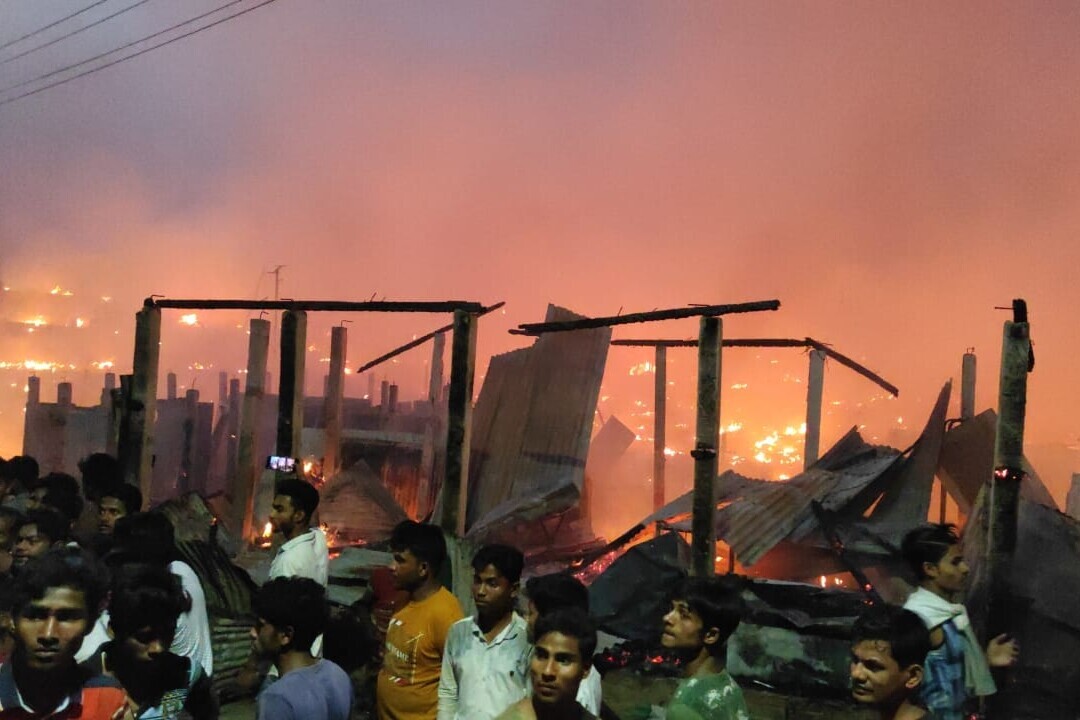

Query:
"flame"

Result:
[[23, 316, 47, 328], [179, 313, 198, 326], [75, 318, 86, 328], [819, 575, 827, 588], [628, 361, 654, 376], [259, 522, 273, 547]]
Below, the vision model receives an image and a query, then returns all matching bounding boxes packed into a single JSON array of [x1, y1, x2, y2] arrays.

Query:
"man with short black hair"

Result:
[[377, 520, 464, 720], [658, 576, 749, 719], [0, 547, 125, 718], [495, 607, 598, 720], [251, 577, 351, 720], [268, 479, 328, 586], [438, 544, 529, 720], [97, 483, 142, 536], [13, 508, 68, 571], [523, 574, 601, 715], [0, 507, 22, 578], [85, 563, 214, 719], [851, 605, 935, 720]]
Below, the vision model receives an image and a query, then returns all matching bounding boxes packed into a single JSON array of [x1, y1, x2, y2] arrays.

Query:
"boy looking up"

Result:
[[659, 576, 749, 720]]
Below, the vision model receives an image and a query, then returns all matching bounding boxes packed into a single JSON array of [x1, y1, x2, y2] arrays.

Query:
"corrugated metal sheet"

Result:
[[465, 305, 610, 537], [319, 460, 408, 542], [937, 408, 1057, 514]]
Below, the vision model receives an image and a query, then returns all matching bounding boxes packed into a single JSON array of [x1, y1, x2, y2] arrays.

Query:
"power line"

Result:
[[0, 0, 112, 53], [0, 0, 281, 110], [1, 0, 156, 67], [0, 0, 246, 95]]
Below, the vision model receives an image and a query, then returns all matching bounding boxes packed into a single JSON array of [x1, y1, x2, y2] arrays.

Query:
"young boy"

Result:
[[901, 524, 1019, 720], [438, 544, 529, 720], [850, 605, 934, 720], [495, 607, 598, 720], [659, 576, 749, 720], [0, 547, 124, 718], [251, 577, 352, 720], [377, 521, 463, 719]]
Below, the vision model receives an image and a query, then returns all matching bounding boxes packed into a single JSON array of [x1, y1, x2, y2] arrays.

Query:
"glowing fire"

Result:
[[628, 361, 654, 376], [23, 316, 47, 328], [259, 522, 273, 548], [179, 314, 198, 326]]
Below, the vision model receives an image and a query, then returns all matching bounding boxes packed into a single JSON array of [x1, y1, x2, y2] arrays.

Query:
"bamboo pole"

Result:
[[439, 310, 477, 537], [653, 345, 667, 535]]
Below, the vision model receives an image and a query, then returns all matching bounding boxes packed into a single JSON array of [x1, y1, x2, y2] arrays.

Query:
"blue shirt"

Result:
[[257, 659, 352, 720], [920, 620, 968, 720]]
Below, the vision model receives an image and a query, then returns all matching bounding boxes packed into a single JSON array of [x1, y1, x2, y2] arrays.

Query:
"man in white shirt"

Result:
[[523, 574, 602, 716], [268, 479, 328, 586], [438, 544, 529, 720]]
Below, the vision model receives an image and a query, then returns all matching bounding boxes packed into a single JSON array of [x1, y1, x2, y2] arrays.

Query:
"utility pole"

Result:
[[986, 299, 1032, 640], [804, 349, 826, 468]]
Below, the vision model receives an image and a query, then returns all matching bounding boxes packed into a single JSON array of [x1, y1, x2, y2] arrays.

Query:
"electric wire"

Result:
[[1, 0, 156, 67], [0, 0, 280, 110], [0, 0, 112, 54], [0, 0, 246, 95]]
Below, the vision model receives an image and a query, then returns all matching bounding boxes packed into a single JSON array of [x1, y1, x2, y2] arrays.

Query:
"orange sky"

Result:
[[1, 1, 1079, 506]]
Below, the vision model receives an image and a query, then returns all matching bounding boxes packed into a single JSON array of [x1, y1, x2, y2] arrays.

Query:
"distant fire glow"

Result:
[[179, 314, 198, 326]]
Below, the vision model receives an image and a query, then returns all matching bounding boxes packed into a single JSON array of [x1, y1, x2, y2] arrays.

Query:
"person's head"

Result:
[[108, 563, 189, 663], [0, 507, 23, 552], [850, 605, 930, 710], [530, 607, 596, 708], [0, 458, 13, 498], [524, 573, 590, 642], [901, 523, 968, 596], [661, 576, 744, 660], [110, 512, 177, 567], [388, 520, 447, 592], [11, 547, 108, 673], [251, 577, 328, 661], [269, 479, 319, 537], [97, 483, 143, 536], [8, 456, 39, 494], [41, 489, 84, 529], [78, 453, 122, 503], [13, 509, 68, 568], [471, 544, 524, 622]]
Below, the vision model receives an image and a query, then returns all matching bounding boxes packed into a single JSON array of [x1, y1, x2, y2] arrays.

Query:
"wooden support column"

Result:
[[179, 389, 198, 495], [961, 349, 977, 420], [167, 373, 178, 400], [986, 300, 1031, 639], [804, 349, 825, 469], [323, 325, 347, 477], [120, 306, 160, 503], [691, 317, 721, 577], [1066, 473, 1080, 522], [440, 310, 477, 538], [419, 332, 446, 518], [276, 310, 307, 458], [226, 378, 240, 485], [653, 345, 668, 535], [236, 318, 270, 539]]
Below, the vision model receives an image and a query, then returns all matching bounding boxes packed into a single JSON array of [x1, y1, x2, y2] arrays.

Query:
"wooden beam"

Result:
[[612, 336, 899, 397], [653, 345, 667, 535], [511, 300, 780, 336], [146, 298, 485, 313], [276, 310, 307, 458], [120, 306, 160, 503], [236, 318, 270, 540], [354, 301, 505, 374]]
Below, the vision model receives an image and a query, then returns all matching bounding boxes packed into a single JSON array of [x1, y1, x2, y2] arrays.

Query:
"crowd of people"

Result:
[[0, 452, 1019, 720]]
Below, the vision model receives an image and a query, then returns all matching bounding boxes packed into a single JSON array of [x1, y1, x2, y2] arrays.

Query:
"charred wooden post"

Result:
[[986, 299, 1031, 638], [120, 306, 160, 502], [804, 348, 826, 468], [179, 389, 199, 495], [1067, 474, 1080, 522], [691, 317, 721, 577], [218, 371, 228, 407], [961, 349, 977, 421], [226, 378, 240, 483], [323, 325, 347, 477], [235, 318, 270, 539], [653, 345, 668, 535], [440, 310, 477, 537], [101, 372, 116, 407], [276, 310, 307, 459], [167, 372, 178, 401], [419, 331, 446, 518]]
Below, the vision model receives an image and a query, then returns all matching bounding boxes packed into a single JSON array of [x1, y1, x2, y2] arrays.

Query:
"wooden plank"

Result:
[[512, 300, 780, 336]]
